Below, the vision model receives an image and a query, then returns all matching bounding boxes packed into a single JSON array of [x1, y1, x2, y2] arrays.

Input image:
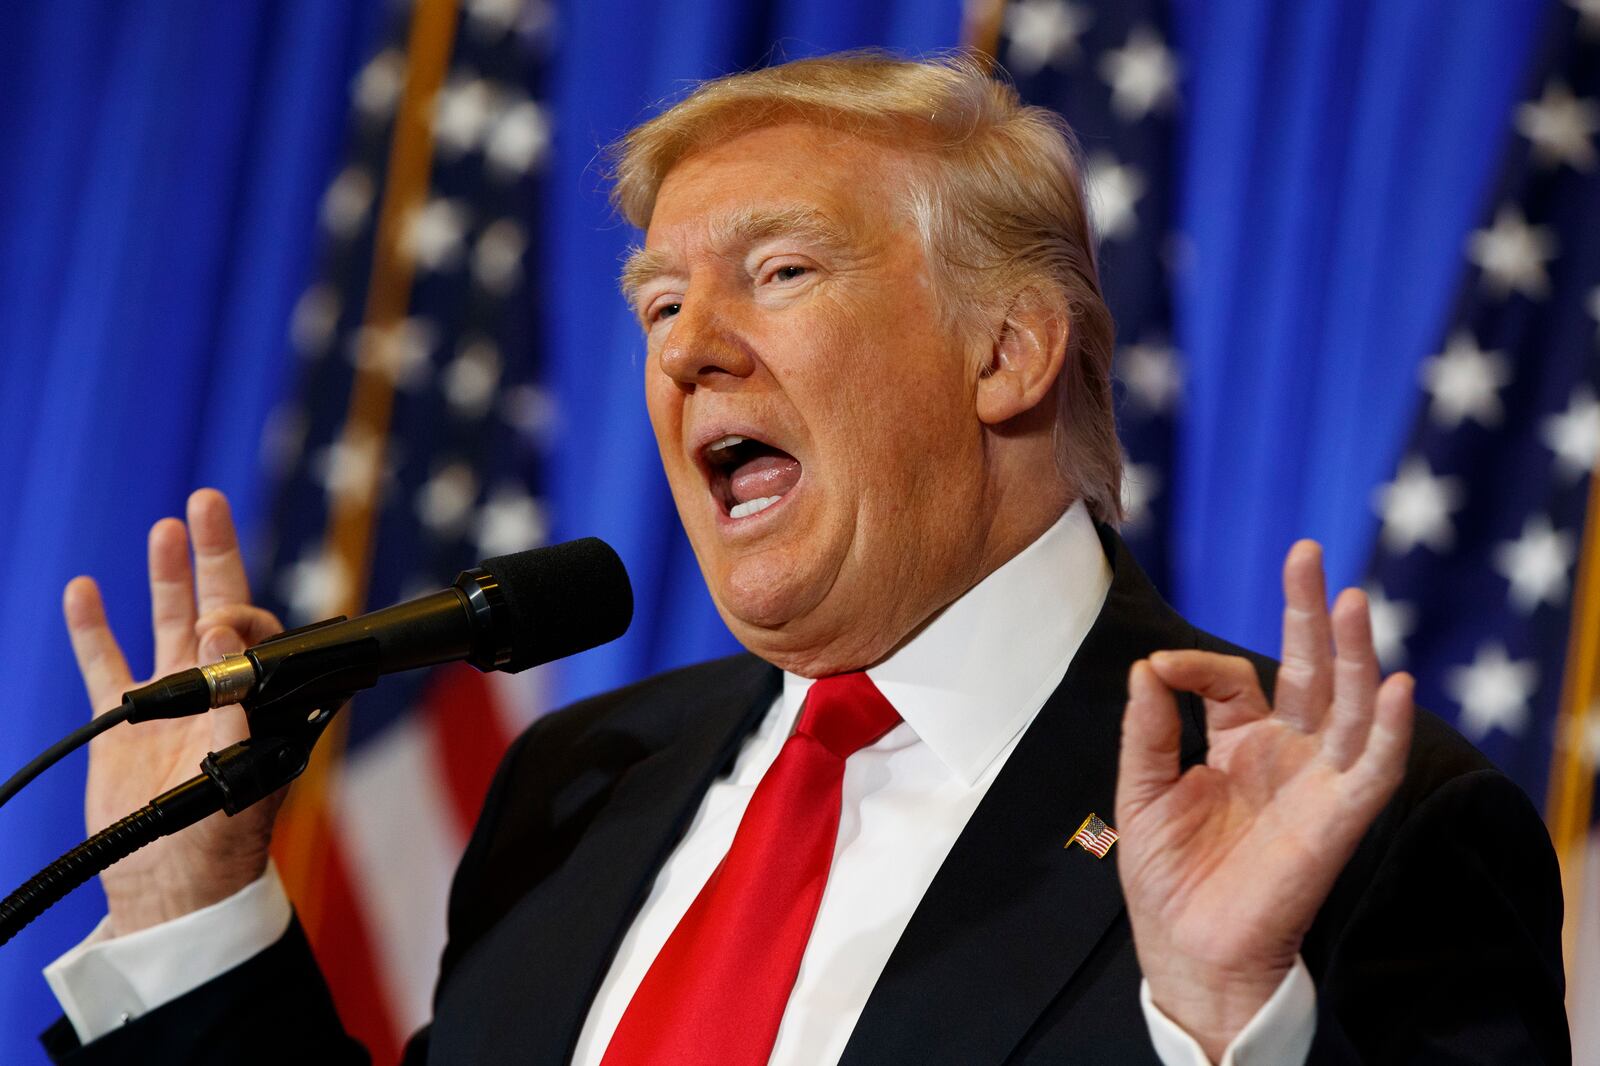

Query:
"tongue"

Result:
[[729, 453, 801, 504]]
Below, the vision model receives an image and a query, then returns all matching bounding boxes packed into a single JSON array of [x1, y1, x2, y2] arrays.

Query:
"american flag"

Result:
[[991, 0, 1184, 593], [1364, 0, 1599, 812], [252, 0, 557, 1059], [1070, 812, 1120, 858], [1360, 0, 1600, 1042]]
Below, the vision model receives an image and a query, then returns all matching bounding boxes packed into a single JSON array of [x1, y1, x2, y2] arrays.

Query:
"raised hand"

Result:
[[64, 489, 285, 936], [1114, 541, 1415, 1059]]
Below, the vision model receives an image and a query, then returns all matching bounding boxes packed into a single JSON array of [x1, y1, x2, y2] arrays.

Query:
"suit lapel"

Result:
[[840, 530, 1206, 1065], [428, 656, 780, 1066]]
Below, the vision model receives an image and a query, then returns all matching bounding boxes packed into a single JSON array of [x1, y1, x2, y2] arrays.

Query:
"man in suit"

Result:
[[44, 53, 1567, 1063]]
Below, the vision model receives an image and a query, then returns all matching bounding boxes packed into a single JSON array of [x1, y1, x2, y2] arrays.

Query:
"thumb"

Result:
[[197, 625, 247, 668]]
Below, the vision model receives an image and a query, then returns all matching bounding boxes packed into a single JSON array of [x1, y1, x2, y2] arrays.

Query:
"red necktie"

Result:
[[600, 672, 902, 1066]]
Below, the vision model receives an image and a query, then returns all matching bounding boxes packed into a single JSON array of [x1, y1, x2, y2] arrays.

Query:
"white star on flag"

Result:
[[465, 0, 526, 38], [476, 485, 549, 558], [1118, 341, 1182, 413], [1084, 154, 1146, 241], [352, 318, 437, 390], [290, 283, 341, 357], [443, 338, 503, 419], [1540, 385, 1600, 481], [433, 75, 499, 159], [1418, 331, 1511, 429], [311, 432, 388, 507], [402, 198, 471, 273], [1492, 514, 1576, 614], [486, 100, 552, 179], [1363, 584, 1417, 671], [258, 404, 309, 480], [353, 49, 406, 121], [500, 384, 560, 445], [321, 166, 375, 239], [416, 462, 480, 537], [1099, 26, 1179, 123], [473, 218, 528, 295], [1516, 80, 1600, 172], [1467, 205, 1558, 300], [1444, 642, 1538, 740], [1004, 0, 1094, 76], [277, 547, 356, 625], [1373, 455, 1466, 555]]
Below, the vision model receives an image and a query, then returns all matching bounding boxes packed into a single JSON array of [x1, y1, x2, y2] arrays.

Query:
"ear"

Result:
[[975, 288, 1070, 426]]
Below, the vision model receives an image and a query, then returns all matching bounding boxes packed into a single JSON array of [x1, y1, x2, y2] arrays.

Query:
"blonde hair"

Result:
[[612, 50, 1122, 524]]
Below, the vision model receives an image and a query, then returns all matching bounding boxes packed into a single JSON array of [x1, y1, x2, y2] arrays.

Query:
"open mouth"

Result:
[[702, 434, 803, 520]]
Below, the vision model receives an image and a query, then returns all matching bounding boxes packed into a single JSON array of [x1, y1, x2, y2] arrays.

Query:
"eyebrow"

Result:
[[619, 205, 850, 311]]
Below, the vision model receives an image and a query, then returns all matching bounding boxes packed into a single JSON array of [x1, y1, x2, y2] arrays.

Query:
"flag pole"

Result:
[[1545, 448, 1600, 993], [963, 0, 1006, 69]]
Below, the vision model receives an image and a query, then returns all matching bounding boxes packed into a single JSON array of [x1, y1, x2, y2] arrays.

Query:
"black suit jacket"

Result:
[[44, 530, 1569, 1064]]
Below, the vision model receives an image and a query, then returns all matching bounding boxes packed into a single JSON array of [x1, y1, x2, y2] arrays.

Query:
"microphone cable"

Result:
[[0, 705, 133, 813]]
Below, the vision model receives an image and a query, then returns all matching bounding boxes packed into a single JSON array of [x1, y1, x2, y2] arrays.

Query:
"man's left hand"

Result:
[[1114, 541, 1415, 1061]]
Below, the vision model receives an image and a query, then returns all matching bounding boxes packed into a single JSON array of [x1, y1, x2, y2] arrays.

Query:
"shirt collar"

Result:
[[781, 501, 1113, 787]]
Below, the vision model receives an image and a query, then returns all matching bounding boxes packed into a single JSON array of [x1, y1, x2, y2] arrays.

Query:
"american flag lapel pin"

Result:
[[1068, 813, 1119, 858]]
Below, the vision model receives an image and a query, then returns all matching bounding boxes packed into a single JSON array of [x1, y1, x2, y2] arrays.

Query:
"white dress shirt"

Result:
[[47, 502, 1313, 1064]]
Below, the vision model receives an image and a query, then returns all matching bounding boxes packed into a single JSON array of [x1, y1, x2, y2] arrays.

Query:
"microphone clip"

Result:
[[202, 629, 383, 816]]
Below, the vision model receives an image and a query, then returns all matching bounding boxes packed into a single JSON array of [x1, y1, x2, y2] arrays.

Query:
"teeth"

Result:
[[708, 435, 746, 453], [729, 495, 781, 519]]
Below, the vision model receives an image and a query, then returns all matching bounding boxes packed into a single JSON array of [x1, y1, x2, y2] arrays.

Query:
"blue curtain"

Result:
[[0, 2, 385, 1058], [1166, 0, 1551, 652]]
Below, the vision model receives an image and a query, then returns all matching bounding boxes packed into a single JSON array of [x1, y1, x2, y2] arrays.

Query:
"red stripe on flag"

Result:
[[304, 834, 405, 1066], [422, 663, 513, 839]]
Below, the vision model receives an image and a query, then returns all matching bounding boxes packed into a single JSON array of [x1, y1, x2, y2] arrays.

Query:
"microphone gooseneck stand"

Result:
[[0, 618, 383, 947]]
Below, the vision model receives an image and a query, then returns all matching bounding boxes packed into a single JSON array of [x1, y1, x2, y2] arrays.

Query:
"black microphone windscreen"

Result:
[[481, 538, 633, 672]]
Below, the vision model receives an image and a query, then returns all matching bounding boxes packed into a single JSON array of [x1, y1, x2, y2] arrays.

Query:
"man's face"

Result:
[[632, 123, 994, 674]]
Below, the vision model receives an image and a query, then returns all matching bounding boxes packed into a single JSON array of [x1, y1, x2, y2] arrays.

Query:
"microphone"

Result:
[[119, 538, 633, 722]]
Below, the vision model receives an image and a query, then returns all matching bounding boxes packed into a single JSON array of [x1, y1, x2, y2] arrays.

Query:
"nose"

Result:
[[656, 298, 756, 390]]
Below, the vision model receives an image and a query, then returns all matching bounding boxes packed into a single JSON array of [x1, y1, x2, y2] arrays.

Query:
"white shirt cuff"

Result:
[[1140, 956, 1316, 1066], [42, 863, 292, 1045]]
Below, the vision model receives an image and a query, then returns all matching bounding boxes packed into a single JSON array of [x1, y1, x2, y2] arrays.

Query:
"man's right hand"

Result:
[[64, 489, 286, 937]]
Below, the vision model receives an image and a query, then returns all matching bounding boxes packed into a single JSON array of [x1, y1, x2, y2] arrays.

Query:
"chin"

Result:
[[716, 549, 825, 630], [712, 563, 895, 676]]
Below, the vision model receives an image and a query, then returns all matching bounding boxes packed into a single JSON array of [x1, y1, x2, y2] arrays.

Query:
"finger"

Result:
[[63, 577, 135, 715], [1116, 660, 1183, 820], [1146, 650, 1271, 731], [1322, 588, 1382, 770], [1275, 540, 1333, 731], [198, 625, 247, 673], [195, 604, 284, 648], [149, 517, 199, 675], [1349, 672, 1414, 803], [187, 489, 251, 617]]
